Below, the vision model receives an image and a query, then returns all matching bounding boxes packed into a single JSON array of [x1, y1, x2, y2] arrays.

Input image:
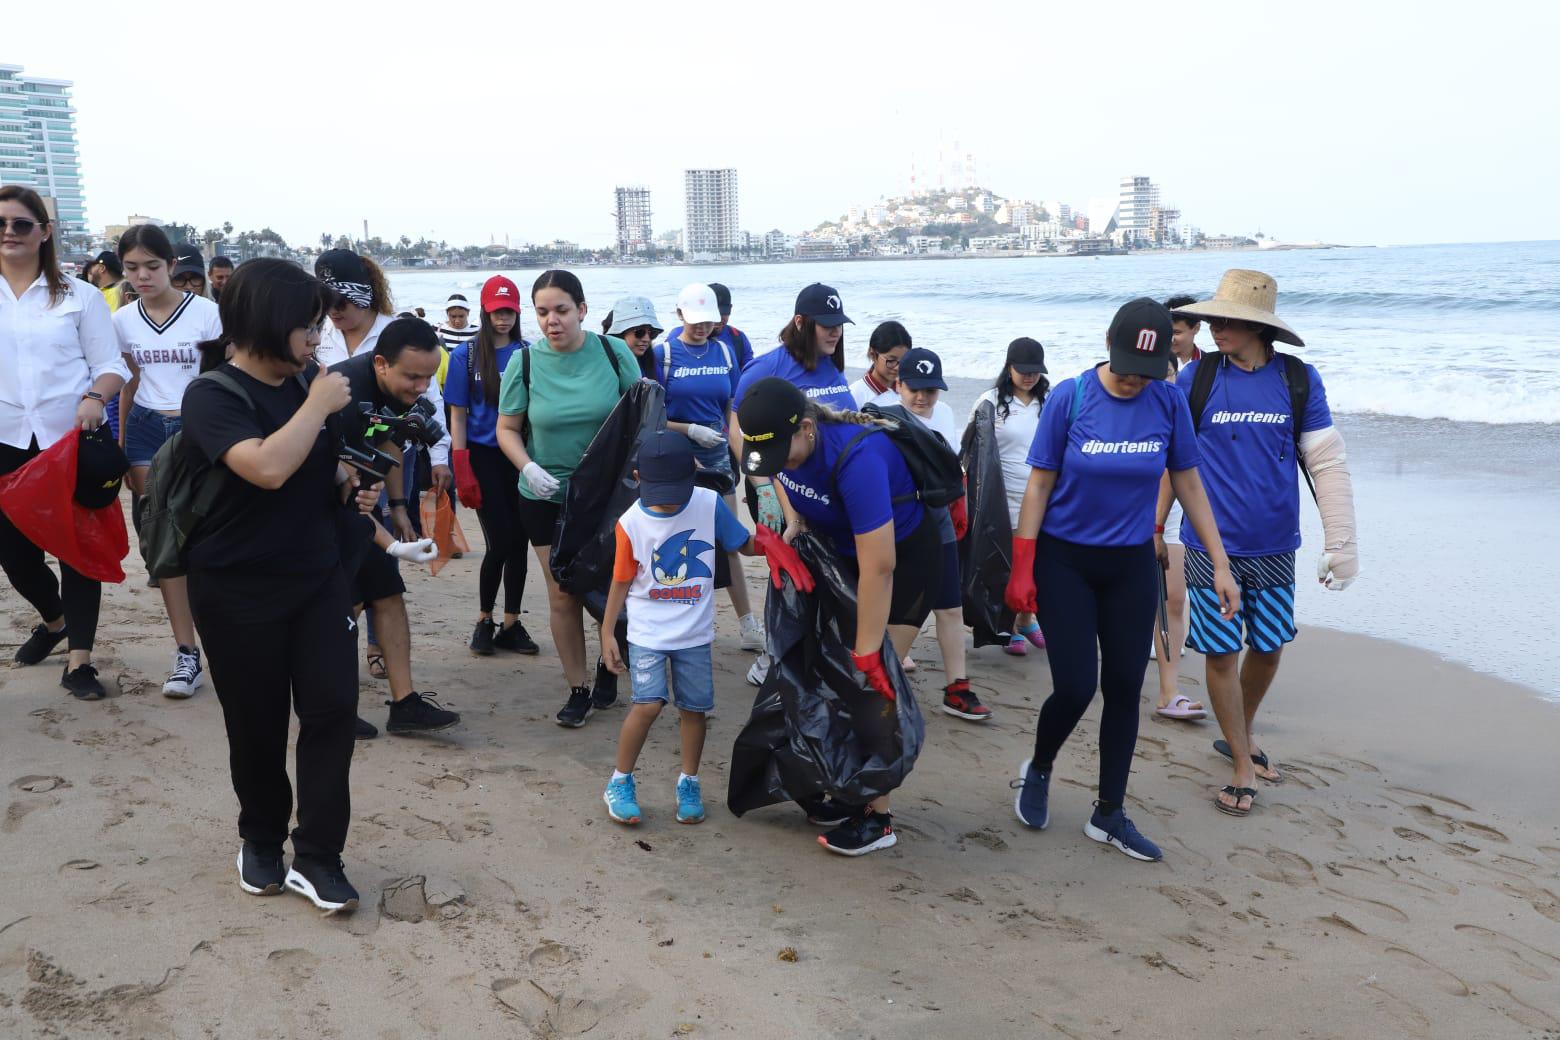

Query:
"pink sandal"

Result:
[[1003, 634, 1028, 657], [1155, 694, 1206, 721]]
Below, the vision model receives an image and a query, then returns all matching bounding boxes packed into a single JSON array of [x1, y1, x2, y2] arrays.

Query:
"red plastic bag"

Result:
[[419, 489, 469, 576], [0, 432, 128, 583]]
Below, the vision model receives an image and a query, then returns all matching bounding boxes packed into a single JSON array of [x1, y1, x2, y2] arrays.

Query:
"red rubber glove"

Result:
[[452, 449, 482, 509], [851, 650, 897, 703], [950, 495, 969, 541], [1005, 536, 1038, 613], [755, 524, 815, 593]]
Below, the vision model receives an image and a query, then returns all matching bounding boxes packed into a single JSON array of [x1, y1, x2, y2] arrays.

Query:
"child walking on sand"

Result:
[[601, 432, 757, 825]]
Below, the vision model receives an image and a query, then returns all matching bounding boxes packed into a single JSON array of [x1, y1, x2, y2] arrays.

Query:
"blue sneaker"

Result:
[[1084, 805, 1162, 862], [604, 774, 641, 825], [1011, 757, 1050, 829], [676, 775, 705, 824]]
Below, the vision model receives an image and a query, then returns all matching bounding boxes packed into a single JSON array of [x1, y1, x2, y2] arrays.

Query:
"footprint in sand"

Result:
[[1454, 924, 1560, 982], [415, 773, 471, 793], [1322, 888, 1410, 924], [1383, 947, 1470, 997], [10, 775, 68, 794], [1318, 915, 1468, 1006], [1485, 982, 1560, 1031], [1272, 803, 1346, 840], [266, 948, 321, 986], [1385, 785, 1473, 812], [1227, 846, 1316, 886], [527, 940, 580, 970], [492, 979, 603, 1037], [1399, 803, 1509, 844]]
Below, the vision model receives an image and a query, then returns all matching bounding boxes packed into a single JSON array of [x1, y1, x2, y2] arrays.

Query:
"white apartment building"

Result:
[[614, 186, 653, 255], [1117, 175, 1160, 245], [0, 65, 86, 241], [684, 168, 739, 256]]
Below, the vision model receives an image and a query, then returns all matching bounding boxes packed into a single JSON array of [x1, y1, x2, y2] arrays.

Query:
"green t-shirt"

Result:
[[498, 331, 640, 502]]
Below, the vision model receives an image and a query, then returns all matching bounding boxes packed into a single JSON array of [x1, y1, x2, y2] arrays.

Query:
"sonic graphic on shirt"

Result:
[[649, 530, 714, 600]]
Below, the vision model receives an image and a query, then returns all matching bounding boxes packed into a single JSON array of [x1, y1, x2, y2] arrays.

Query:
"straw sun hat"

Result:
[[1172, 269, 1304, 346]]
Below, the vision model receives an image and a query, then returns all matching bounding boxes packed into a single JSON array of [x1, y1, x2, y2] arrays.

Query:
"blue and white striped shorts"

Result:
[[1184, 548, 1297, 655]]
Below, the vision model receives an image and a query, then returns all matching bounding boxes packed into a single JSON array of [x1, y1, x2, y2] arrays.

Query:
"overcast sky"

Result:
[[11, 0, 1557, 248]]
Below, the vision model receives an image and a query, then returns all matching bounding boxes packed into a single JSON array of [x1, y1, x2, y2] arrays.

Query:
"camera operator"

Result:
[[330, 317, 460, 738]]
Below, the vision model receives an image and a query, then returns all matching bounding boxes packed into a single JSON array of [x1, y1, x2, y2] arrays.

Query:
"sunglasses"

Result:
[[1206, 317, 1250, 331], [622, 326, 657, 338], [0, 217, 42, 234]]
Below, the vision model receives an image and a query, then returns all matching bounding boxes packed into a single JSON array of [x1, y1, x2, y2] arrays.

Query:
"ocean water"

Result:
[[390, 243, 1560, 699]]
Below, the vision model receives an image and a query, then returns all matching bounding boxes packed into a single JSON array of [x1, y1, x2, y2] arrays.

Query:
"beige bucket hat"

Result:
[[1172, 269, 1304, 346]]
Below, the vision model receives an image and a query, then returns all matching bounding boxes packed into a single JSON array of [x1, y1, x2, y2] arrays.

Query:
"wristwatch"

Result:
[[81, 391, 105, 402]]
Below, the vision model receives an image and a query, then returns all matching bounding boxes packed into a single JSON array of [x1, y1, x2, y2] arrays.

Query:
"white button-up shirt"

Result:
[[0, 273, 130, 450], [318, 312, 450, 467]]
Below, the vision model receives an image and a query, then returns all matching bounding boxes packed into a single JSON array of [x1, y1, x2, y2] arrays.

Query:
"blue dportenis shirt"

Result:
[[1175, 356, 1332, 557], [733, 345, 854, 412], [777, 421, 923, 555], [444, 341, 522, 448], [1028, 367, 1201, 547], [670, 324, 754, 370], [655, 335, 742, 428]]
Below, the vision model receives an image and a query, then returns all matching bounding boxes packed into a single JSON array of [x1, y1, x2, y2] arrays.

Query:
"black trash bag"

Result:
[[727, 533, 924, 816], [958, 400, 1016, 648], [550, 380, 730, 599]]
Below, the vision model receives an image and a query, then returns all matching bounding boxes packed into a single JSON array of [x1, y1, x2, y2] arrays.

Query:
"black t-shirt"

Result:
[[330, 352, 396, 450], [180, 363, 341, 574]]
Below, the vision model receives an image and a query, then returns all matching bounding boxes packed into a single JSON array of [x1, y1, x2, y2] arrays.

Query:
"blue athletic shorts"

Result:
[[628, 642, 715, 713], [1184, 548, 1296, 655]]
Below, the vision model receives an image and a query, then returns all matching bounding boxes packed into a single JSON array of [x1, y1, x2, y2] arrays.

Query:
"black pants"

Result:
[[0, 439, 100, 651], [190, 566, 358, 858], [1031, 533, 1159, 806], [469, 442, 529, 615]]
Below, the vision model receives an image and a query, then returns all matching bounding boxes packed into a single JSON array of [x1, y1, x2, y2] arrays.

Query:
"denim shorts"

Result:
[[125, 404, 182, 467], [628, 642, 715, 713]]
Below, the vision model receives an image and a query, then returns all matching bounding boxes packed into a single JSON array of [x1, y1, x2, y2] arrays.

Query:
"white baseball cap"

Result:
[[676, 283, 722, 325]]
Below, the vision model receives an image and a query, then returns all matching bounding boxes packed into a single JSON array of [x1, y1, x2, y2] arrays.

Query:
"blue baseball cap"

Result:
[[637, 431, 696, 508], [898, 347, 947, 391], [793, 283, 852, 327]]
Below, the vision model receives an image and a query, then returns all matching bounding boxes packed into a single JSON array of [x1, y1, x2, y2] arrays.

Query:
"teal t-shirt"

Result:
[[498, 331, 640, 502]]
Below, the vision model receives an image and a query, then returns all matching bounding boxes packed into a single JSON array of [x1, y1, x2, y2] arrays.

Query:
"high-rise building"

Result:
[[684, 168, 738, 256], [1117, 175, 1161, 245], [0, 65, 86, 242], [614, 186, 652, 255]]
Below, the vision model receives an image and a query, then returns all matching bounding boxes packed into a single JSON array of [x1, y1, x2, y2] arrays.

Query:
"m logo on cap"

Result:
[[1134, 329, 1158, 354], [826, 294, 841, 311], [915, 359, 933, 375]]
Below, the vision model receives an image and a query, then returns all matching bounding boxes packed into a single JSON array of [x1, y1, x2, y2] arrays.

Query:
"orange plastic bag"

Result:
[[419, 489, 469, 576], [0, 431, 129, 583]]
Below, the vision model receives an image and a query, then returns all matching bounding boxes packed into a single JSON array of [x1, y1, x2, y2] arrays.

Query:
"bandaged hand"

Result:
[[1318, 549, 1358, 591]]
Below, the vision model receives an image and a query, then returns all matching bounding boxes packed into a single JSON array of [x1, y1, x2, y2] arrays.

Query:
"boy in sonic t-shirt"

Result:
[[601, 432, 756, 827]]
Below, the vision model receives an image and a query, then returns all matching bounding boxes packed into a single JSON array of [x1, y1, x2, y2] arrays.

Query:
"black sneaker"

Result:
[[284, 854, 359, 913], [15, 622, 67, 665], [590, 661, 618, 710], [556, 685, 593, 728], [354, 716, 379, 740], [237, 841, 286, 896], [386, 692, 460, 734], [493, 621, 539, 655], [818, 811, 897, 857], [470, 619, 496, 656], [61, 663, 106, 701], [798, 795, 855, 827]]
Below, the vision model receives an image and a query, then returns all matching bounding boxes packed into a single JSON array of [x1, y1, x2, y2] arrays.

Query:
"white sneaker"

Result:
[[746, 653, 770, 687], [739, 614, 765, 652], [162, 645, 204, 699]]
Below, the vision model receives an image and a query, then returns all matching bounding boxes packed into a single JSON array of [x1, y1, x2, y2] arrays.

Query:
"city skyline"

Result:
[[6, 1, 1559, 249], [0, 64, 85, 241]]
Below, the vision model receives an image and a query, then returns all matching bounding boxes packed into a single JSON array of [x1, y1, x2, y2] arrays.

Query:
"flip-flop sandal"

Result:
[[367, 650, 387, 680], [902, 655, 917, 674], [1155, 694, 1207, 720], [1215, 785, 1257, 817], [1213, 739, 1284, 784]]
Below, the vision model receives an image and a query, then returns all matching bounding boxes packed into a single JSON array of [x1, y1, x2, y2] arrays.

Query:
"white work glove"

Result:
[[684, 424, 725, 449], [387, 538, 438, 563], [522, 461, 561, 499], [1317, 549, 1359, 592]]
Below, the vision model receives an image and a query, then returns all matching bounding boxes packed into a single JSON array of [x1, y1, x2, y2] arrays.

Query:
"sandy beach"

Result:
[[1, 525, 1557, 1040]]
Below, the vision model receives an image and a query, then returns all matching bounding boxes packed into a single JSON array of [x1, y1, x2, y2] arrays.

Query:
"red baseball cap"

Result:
[[481, 276, 521, 313]]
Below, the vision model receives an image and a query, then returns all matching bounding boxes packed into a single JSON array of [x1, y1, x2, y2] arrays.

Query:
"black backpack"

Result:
[[1186, 352, 1316, 498], [830, 403, 965, 508]]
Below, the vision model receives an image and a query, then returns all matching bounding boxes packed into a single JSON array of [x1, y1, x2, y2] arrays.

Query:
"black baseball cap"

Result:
[[75, 427, 129, 509], [710, 282, 732, 317], [1107, 297, 1174, 379], [794, 283, 852, 328], [315, 248, 369, 284], [737, 377, 806, 477], [637, 431, 696, 508], [93, 250, 123, 278], [1005, 337, 1047, 374], [172, 244, 205, 279], [898, 347, 947, 391]]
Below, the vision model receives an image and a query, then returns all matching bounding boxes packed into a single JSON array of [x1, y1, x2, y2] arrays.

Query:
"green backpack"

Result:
[[138, 368, 260, 579]]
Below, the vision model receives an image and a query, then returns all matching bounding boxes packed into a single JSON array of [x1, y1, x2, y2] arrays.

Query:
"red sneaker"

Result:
[[941, 680, 992, 722]]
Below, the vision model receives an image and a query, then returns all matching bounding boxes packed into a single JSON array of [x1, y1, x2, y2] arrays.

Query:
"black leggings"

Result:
[[190, 567, 358, 858], [0, 439, 101, 651], [468, 442, 529, 615], [1031, 533, 1159, 807]]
